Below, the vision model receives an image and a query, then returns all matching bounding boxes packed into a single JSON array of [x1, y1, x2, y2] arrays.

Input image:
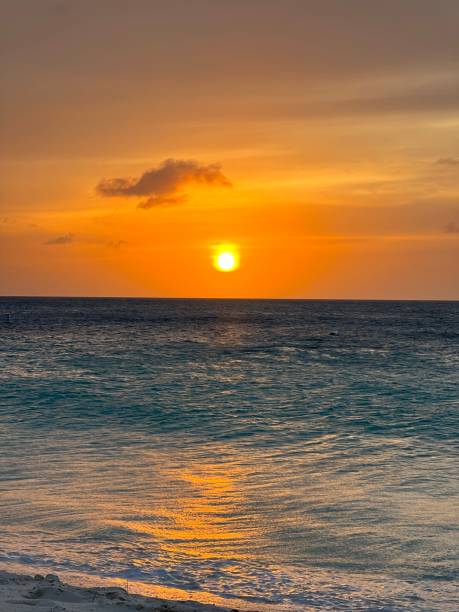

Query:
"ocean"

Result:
[[0, 297, 458, 610]]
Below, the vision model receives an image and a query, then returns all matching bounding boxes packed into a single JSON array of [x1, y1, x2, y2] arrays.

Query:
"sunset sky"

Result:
[[1, 0, 458, 299]]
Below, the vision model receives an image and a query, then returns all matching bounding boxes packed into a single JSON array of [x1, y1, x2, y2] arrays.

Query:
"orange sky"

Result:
[[1, 0, 458, 299]]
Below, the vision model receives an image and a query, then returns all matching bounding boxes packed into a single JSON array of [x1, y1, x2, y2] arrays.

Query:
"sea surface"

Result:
[[0, 297, 458, 610]]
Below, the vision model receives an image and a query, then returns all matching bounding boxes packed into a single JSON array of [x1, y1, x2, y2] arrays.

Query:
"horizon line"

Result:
[[1, 294, 458, 302]]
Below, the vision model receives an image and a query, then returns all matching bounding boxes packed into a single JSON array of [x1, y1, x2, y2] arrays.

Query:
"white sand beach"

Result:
[[0, 572, 245, 612]]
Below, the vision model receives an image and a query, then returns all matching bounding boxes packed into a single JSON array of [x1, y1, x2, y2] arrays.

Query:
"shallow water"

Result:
[[0, 298, 458, 610]]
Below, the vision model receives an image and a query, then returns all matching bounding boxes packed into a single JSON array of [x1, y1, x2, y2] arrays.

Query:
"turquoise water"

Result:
[[0, 298, 458, 610]]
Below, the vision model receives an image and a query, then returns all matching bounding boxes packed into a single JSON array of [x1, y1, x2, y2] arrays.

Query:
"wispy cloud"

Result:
[[96, 158, 231, 209], [137, 194, 188, 210], [436, 157, 459, 167], [445, 221, 459, 233], [45, 232, 75, 245], [107, 239, 128, 249]]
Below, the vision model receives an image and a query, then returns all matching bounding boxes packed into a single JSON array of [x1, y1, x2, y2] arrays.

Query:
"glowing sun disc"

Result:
[[217, 252, 236, 271], [213, 247, 239, 272]]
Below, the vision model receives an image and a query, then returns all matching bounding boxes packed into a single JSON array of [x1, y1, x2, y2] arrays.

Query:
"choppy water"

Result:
[[0, 297, 458, 610]]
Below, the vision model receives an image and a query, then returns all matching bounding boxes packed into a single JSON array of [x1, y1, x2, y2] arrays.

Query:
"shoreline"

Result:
[[0, 571, 253, 612]]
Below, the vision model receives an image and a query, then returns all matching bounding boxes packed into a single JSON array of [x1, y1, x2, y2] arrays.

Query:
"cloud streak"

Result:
[[45, 232, 75, 245], [437, 157, 459, 167], [445, 221, 459, 233], [96, 158, 231, 209]]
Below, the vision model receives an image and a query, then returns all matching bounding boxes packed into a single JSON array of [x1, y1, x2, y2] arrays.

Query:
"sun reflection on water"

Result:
[[108, 459, 259, 563]]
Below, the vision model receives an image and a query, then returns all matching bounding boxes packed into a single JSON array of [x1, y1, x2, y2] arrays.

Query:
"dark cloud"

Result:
[[96, 159, 231, 209], [437, 157, 459, 167], [45, 232, 75, 245]]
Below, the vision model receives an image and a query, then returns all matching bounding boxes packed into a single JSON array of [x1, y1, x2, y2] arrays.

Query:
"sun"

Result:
[[213, 245, 239, 272], [216, 251, 236, 271]]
